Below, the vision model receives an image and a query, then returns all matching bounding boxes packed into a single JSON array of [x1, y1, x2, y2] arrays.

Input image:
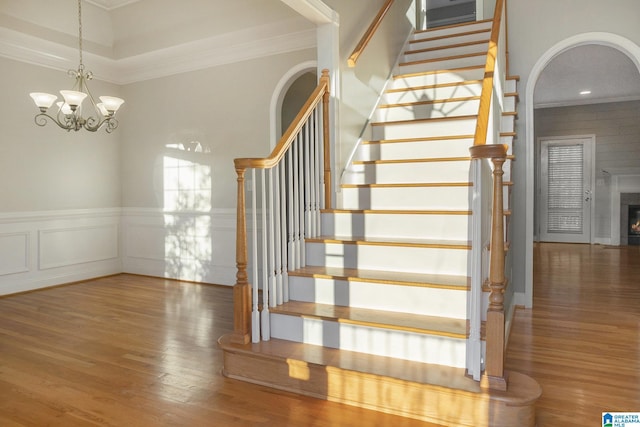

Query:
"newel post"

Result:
[[320, 69, 332, 209], [231, 166, 251, 344], [470, 144, 508, 391]]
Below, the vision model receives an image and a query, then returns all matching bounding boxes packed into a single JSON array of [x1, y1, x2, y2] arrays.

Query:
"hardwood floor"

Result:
[[0, 243, 637, 426], [506, 243, 640, 426], [0, 275, 436, 426]]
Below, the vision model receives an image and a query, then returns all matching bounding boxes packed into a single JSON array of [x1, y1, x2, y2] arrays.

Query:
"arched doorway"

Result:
[[523, 33, 640, 307], [270, 61, 318, 150]]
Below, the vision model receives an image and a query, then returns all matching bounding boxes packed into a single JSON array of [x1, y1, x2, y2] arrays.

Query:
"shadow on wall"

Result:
[[162, 138, 214, 282]]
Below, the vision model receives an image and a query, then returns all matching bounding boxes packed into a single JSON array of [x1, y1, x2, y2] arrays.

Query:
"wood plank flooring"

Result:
[[506, 242, 640, 427], [0, 242, 637, 426], [0, 275, 436, 426]]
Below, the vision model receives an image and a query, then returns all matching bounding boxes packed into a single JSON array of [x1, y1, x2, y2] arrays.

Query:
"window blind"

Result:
[[546, 144, 583, 233]]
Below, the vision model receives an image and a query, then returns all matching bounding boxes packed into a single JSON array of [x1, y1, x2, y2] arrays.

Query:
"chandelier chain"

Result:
[[77, 0, 83, 69]]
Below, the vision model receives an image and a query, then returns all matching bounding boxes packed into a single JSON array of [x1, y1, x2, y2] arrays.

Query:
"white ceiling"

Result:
[[535, 44, 640, 108]]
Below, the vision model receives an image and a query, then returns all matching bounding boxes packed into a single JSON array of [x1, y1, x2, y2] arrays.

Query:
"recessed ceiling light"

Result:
[[580, 90, 592, 95]]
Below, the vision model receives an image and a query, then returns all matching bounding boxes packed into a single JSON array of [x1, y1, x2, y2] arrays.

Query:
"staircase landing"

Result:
[[219, 334, 542, 427]]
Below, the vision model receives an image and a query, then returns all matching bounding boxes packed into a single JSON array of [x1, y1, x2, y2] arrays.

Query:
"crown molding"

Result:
[[0, 18, 316, 85], [84, 0, 141, 11]]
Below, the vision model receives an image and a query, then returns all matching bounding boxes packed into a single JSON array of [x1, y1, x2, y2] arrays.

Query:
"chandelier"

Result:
[[29, 0, 124, 133]]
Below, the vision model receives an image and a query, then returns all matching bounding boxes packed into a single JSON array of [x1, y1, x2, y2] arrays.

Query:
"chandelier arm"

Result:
[[34, 113, 74, 131]]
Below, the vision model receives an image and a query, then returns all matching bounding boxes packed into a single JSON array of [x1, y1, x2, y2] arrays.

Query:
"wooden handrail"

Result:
[[347, 0, 394, 67], [472, 0, 505, 147], [235, 70, 330, 170], [230, 69, 331, 344]]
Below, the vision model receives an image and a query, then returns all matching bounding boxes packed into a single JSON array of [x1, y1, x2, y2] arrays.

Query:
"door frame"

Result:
[[536, 134, 596, 244]]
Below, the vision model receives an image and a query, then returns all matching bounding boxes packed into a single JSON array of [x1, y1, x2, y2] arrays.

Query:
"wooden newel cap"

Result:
[[469, 144, 508, 159]]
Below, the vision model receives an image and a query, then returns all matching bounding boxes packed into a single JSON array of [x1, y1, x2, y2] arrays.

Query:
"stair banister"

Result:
[[231, 69, 331, 344], [347, 0, 394, 67], [470, 0, 509, 391]]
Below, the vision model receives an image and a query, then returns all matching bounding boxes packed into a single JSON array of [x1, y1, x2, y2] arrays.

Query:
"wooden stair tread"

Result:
[[219, 334, 479, 392], [341, 182, 472, 188], [405, 39, 489, 55], [393, 65, 484, 80], [380, 96, 480, 109], [414, 18, 492, 35], [362, 134, 475, 144], [289, 266, 470, 290], [322, 208, 471, 215], [399, 51, 485, 67], [372, 114, 477, 126], [353, 156, 471, 165], [386, 79, 482, 94], [307, 235, 471, 249], [272, 301, 468, 338], [410, 28, 490, 45]]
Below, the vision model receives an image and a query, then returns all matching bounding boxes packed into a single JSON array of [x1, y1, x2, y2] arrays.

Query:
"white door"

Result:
[[539, 136, 594, 243]]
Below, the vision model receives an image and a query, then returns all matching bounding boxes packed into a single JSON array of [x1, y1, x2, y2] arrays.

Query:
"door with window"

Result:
[[539, 136, 594, 243]]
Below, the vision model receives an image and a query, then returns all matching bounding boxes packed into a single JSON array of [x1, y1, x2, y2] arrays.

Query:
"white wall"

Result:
[[119, 48, 316, 284], [322, 0, 415, 174], [507, 0, 640, 299], [0, 57, 123, 295]]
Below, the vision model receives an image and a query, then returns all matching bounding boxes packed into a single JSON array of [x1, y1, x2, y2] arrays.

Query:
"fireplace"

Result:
[[630, 205, 640, 245]]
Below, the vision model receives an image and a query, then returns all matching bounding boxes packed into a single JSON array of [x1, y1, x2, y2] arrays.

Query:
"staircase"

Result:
[[219, 18, 540, 427]]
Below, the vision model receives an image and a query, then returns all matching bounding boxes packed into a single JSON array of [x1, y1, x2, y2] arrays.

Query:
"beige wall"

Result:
[[119, 48, 316, 210], [0, 56, 122, 212]]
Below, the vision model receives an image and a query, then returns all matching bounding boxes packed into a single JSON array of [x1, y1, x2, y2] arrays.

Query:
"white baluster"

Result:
[[268, 168, 277, 308], [293, 136, 301, 269], [304, 121, 312, 239], [251, 169, 260, 343], [298, 133, 306, 267], [273, 164, 283, 305], [287, 150, 296, 270], [260, 169, 270, 340], [280, 160, 289, 302]]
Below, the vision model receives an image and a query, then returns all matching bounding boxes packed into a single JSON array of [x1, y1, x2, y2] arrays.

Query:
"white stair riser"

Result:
[[270, 313, 467, 367], [322, 212, 471, 241], [404, 45, 487, 63], [412, 21, 492, 40], [376, 99, 480, 121], [343, 160, 472, 184], [399, 55, 485, 74], [372, 118, 477, 140], [288, 276, 469, 319], [391, 68, 484, 89], [504, 95, 516, 112], [506, 78, 517, 93], [383, 83, 482, 105], [501, 115, 515, 133], [340, 186, 472, 210], [355, 138, 475, 161], [410, 31, 490, 51], [305, 242, 470, 276]]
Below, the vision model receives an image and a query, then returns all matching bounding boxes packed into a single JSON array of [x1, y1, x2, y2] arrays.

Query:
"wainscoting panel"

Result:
[[0, 232, 30, 276], [121, 208, 237, 286], [0, 209, 122, 296]]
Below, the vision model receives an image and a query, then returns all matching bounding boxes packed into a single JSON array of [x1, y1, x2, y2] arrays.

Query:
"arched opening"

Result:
[[524, 33, 640, 307], [270, 61, 318, 150]]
